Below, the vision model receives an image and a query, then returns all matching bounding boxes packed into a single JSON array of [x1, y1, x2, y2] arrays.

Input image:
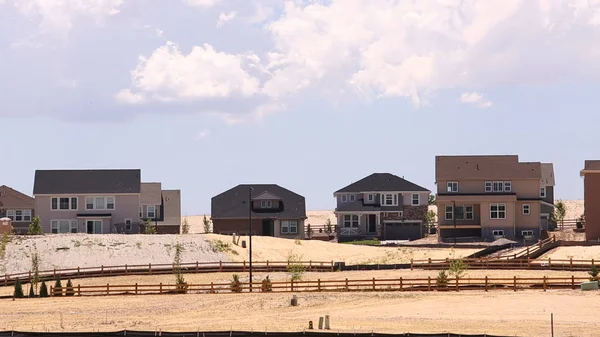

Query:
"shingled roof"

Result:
[[435, 155, 542, 181], [211, 184, 306, 219], [33, 169, 141, 195], [334, 173, 429, 194]]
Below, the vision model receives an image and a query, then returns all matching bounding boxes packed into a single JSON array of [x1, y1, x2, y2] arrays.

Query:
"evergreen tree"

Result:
[[29, 283, 35, 297], [65, 279, 74, 296], [54, 277, 63, 296], [39, 281, 49, 298], [14, 279, 24, 298]]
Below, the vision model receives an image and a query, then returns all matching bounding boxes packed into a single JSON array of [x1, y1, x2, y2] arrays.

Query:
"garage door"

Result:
[[384, 222, 422, 241]]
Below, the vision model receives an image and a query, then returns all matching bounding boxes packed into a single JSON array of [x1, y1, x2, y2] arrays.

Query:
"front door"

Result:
[[368, 214, 377, 233], [86, 220, 102, 234], [262, 219, 274, 236]]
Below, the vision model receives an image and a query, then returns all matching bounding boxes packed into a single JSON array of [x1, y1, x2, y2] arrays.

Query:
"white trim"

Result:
[[349, 194, 356, 202], [411, 193, 420, 206], [85, 219, 103, 234], [50, 219, 78, 234], [540, 187, 546, 198], [341, 195, 348, 202], [492, 229, 505, 237], [447, 182, 458, 192], [381, 193, 398, 206], [490, 203, 507, 219], [5, 209, 32, 222], [281, 219, 298, 234], [504, 181, 512, 192], [522, 204, 530, 215], [124, 218, 132, 231], [85, 196, 116, 211], [367, 193, 374, 201], [260, 200, 273, 208], [51, 196, 78, 211], [147, 205, 156, 218], [522, 230, 534, 237], [465, 205, 474, 220], [484, 181, 492, 192], [541, 201, 555, 208], [342, 214, 359, 228], [445, 205, 453, 220], [334, 190, 432, 197]]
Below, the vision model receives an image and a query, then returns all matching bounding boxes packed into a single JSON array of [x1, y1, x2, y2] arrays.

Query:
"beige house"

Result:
[[435, 155, 555, 242]]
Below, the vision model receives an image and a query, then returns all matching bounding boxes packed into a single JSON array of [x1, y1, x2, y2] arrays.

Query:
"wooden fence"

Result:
[[1, 260, 334, 287], [49, 275, 593, 296], [410, 256, 600, 271]]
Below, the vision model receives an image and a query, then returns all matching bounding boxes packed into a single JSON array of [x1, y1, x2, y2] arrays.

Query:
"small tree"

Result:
[[202, 215, 211, 234], [29, 284, 35, 298], [27, 217, 44, 235], [436, 270, 448, 288], [14, 279, 24, 298], [306, 224, 313, 238], [230, 274, 242, 293], [553, 200, 567, 228], [30, 249, 40, 295], [325, 218, 333, 234], [144, 219, 157, 234], [181, 218, 190, 234], [589, 265, 599, 282], [173, 243, 187, 293], [425, 210, 437, 234], [39, 281, 49, 298], [448, 258, 468, 279], [65, 279, 74, 296], [53, 277, 63, 296], [261, 276, 273, 292], [428, 195, 436, 205], [286, 251, 306, 281]]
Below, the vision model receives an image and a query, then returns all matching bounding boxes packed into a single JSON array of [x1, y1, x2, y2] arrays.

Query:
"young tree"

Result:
[[428, 195, 436, 205], [553, 200, 567, 228], [230, 274, 242, 293], [325, 218, 333, 234], [181, 218, 190, 234], [39, 281, 49, 298], [27, 217, 44, 235], [14, 279, 24, 298], [54, 277, 63, 296], [173, 243, 186, 292], [29, 284, 35, 298], [448, 258, 468, 279], [425, 210, 437, 234], [202, 215, 211, 233], [144, 219, 157, 234], [65, 279, 74, 296], [30, 249, 41, 295]]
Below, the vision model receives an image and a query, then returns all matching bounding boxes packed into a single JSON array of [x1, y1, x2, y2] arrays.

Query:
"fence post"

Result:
[[318, 279, 321, 292], [266, 260, 270, 272], [345, 278, 349, 291], [149, 263, 152, 274], [29, 271, 31, 279], [106, 283, 109, 296], [331, 261, 334, 272], [572, 275, 575, 289], [570, 258, 573, 271], [309, 261, 312, 272], [428, 277, 431, 291], [101, 266, 104, 275], [160, 283, 163, 294], [243, 261, 246, 272], [410, 259, 413, 271], [211, 282, 214, 293], [77, 266, 80, 276], [135, 283, 138, 295], [513, 276, 517, 291], [485, 276, 488, 292], [125, 265, 128, 275], [372, 278, 375, 291], [543, 276, 547, 292], [77, 284, 81, 296], [399, 278, 403, 291]]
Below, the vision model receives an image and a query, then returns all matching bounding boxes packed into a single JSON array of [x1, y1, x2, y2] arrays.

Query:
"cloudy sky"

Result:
[[2, 0, 600, 215]]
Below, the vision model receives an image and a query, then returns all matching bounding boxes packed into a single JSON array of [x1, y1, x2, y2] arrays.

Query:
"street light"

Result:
[[248, 186, 254, 292]]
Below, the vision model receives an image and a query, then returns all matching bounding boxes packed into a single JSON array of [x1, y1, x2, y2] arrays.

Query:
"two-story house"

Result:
[[211, 184, 307, 239], [139, 182, 182, 234], [333, 173, 430, 242], [0, 185, 35, 234], [435, 155, 555, 242]]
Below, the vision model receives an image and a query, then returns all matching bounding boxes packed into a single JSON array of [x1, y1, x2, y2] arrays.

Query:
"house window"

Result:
[[343, 214, 359, 227], [85, 196, 115, 210], [485, 181, 492, 192], [465, 205, 474, 220], [261, 200, 273, 208], [454, 206, 465, 220], [381, 194, 398, 206], [540, 187, 546, 198], [447, 182, 458, 192], [139, 206, 143, 218], [411, 194, 420, 206], [492, 181, 503, 192], [522, 230, 534, 237], [367, 194, 374, 201], [281, 220, 298, 234], [492, 230, 504, 237], [523, 204, 530, 215], [125, 219, 132, 231], [51, 197, 77, 210], [6, 210, 32, 222], [504, 181, 512, 192], [445, 206, 453, 220], [51, 220, 78, 234], [349, 195, 356, 202], [341, 195, 347, 202], [490, 203, 506, 219], [147, 206, 156, 218]]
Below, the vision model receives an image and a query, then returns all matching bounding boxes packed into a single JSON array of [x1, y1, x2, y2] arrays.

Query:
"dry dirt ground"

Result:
[[538, 246, 600, 260], [1, 289, 598, 336], [205, 234, 480, 264]]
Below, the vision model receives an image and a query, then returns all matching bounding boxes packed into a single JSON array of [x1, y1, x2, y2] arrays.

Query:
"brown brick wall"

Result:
[[585, 173, 600, 240], [157, 225, 181, 234], [213, 218, 265, 235], [403, 205, 428, 221]]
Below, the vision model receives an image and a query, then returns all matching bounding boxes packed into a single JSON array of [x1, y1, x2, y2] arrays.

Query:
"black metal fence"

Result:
[[0, 331, 514, 337]]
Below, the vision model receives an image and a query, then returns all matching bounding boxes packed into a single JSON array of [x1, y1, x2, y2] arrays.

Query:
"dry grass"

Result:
[[1, 289, 599, 336]]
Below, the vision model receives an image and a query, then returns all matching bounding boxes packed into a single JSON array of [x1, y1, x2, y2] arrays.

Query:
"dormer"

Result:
[[252, 191, 283, 212]]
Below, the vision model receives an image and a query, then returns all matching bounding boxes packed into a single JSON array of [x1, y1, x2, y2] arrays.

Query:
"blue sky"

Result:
[[2, 0, 600, 215]]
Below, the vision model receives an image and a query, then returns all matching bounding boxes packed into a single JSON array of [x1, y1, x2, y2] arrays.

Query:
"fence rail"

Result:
[[48, 275, 592, 297], [1, 261, 334, 287], [410, 256, 600, 271]]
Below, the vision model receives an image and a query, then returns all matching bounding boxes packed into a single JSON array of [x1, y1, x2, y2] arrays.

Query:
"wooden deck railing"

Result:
[[1, 260, 334, 287], [48, 275, 592, 296]]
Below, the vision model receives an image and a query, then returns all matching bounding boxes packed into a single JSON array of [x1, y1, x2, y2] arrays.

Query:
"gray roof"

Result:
[[141, 182, 162, 205], [33, 169, 141, 195], [161, 189, 182, 226], [211, 184, 306, 219], [335, 173, 429, 194]]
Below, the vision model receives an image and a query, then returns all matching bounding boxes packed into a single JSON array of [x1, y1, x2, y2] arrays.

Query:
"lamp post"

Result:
[[248, 186, 254, 292]]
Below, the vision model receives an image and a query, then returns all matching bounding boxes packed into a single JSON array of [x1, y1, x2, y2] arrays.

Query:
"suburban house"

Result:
[[139, 182, 182, 234], [211, 184, 307, 239], [32, 169, 181, 234], [435, 155, 555, 242], [333, 173, 431, 241], [580, 160, 600, 240], [0, 185, 35, 234]]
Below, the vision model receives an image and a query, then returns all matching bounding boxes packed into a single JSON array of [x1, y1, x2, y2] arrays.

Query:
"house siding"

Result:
[[34, 194, 141, 234], [584, 173, 600, 240]]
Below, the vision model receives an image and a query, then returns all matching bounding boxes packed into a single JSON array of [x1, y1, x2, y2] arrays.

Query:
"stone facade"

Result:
[[402, 205, 428, 221]]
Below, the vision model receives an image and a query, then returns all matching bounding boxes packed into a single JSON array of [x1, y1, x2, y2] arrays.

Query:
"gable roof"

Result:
[[435, 155, 542, 180], [541, 163, 555, 186], [141, 182, 162, 205], [33, 169, 141, 195], [211, 184, 306, 219], [334, 173, 429, 194], [0, 185, 34, 208]]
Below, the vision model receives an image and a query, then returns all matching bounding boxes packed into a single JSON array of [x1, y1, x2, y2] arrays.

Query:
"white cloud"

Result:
[[216, 11, 236, 28], [459, 92, 492, 108], [195, 129, 211, 140], [117, 42, 261, 103], [155, 29, 164, 37], [183, 0, 221, 7]]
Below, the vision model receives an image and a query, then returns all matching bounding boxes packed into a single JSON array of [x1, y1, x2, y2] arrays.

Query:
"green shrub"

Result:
[[14, 279, 24, 298], [230, 274, 242, 293], [436, 270, 448, 288], [53, 278, 63, 296], [65, 279, 74, 296], [144, 220, 157, 234], [449, 258, 468, 279], [589, 265, 599, 282], [27, 217, 44, 235], [39, 281, 49, 297], [261, 276, 273, 292]]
